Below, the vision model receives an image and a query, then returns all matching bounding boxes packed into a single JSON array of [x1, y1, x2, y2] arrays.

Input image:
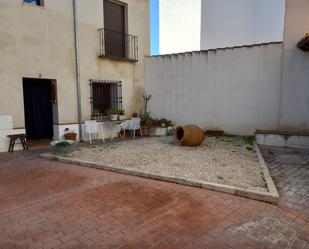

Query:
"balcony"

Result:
[[98, 28, 138, 62]]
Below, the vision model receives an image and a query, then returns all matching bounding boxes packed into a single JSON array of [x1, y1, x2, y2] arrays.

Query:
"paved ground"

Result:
[[260, 146, 309, 219], [0, 146, 308, 249]]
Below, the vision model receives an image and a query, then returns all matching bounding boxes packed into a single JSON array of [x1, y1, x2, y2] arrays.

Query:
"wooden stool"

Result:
[[7, 134, 28, 153]]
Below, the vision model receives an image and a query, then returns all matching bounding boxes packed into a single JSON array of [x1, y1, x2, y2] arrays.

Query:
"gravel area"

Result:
[[67, 136, 267, 192]]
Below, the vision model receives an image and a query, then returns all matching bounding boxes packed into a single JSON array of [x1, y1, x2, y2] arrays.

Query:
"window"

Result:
[[23, 0, 44, 7], [90, 80, 122, 119]]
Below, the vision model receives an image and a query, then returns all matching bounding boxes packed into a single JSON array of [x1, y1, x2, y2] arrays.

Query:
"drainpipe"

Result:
[[72, 0, 83, 141]]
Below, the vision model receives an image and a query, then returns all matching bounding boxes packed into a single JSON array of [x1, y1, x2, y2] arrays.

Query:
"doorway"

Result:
[[22, 78, 53, 140], [104, 0, 126, 58]]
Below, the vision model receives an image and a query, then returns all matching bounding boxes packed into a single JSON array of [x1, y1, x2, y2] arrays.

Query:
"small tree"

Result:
[[143, 94, 151, 114]]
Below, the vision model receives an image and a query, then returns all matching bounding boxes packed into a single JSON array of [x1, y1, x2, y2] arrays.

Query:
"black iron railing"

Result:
[[98, 28, 138, 62]]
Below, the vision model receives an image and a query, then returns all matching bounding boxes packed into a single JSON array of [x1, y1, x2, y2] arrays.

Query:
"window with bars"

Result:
[[90, 80, 122, 119], [23, 0, 44, 7]]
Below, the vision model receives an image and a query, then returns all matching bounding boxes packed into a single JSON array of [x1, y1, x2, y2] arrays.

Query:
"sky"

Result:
[[150, 0, 159, 55]]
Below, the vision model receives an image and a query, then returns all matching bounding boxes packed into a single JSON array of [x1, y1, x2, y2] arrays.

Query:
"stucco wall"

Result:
[[0, 0, 150, 129], [145, 43, 283, 135], [279, 0, 309, 131], [201, 0, 255, 50], [201, 0, 285, 50], [159, 0, 201, 54]]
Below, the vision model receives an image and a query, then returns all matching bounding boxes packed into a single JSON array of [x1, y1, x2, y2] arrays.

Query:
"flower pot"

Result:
[[111, 114, 118, 121], [119, 115, 126, 121], [174, 125, 205, 146], [149, 127, 167, 136], [64, 132, 77, 141], [51, 140, 76, 154]]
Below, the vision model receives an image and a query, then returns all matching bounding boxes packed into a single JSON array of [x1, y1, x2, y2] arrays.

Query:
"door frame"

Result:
[[22, 77, 58, 140], [103, 0, 128, 35]]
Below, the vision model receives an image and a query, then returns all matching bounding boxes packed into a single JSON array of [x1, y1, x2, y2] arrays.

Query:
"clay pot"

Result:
[[64, 133, 77, 141], [174, 125, 205, 146]]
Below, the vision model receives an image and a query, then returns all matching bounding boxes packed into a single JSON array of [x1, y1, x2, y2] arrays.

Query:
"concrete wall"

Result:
[[159, 0, 201, 54], [201, 0, 285, 50], [145, 43, 283, 135], [253, 0, 285, 44], [201, 0, 255, 50], [0, 0, 149, 139], [279, 0, 309, 131]]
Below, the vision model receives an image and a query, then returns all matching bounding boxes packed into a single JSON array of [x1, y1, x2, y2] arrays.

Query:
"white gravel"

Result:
[[68, 136, 267, 192]]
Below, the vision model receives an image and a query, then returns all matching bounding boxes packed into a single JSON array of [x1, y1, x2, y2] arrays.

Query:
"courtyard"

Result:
[[63, 136, 266, 191], [0, 146, 308, 249]]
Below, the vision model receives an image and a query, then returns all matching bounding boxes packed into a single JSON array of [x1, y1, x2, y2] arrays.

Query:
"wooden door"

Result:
[[104, 0, 125, 58], [23, 78, 53, 139]]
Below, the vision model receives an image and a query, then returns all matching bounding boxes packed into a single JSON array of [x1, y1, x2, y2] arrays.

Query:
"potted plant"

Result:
[[50, 140, 76, 154], [119, 109, 126, 120], [110, 109, 120, 121], [160, 118, 167, 127], [63, 128, 77, 141], [141, 112, 153, 135], [166, 120, 172, 127]]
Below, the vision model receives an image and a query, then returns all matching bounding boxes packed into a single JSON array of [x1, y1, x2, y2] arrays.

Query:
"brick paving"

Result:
[[0, 147, 308, 249], [260, 146, 309, 219]]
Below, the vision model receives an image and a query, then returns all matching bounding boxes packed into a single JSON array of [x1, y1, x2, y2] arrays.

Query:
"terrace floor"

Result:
[[0, 146, 308, 249]]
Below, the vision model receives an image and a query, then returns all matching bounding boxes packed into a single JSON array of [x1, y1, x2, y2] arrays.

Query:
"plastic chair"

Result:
[[110, 122, 122, 141], [128, 118, 142, 139], [119, 120, 130, 139], [84, 120, 105, 144]]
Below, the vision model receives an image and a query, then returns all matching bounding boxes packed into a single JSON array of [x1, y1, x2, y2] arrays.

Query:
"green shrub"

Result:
[[55, 141, 72, 147], [160, 118, 167, 125], [110, 109, 125, 115]]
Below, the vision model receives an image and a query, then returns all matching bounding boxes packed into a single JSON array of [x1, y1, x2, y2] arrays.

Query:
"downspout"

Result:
[[72, 0, 83, 141]]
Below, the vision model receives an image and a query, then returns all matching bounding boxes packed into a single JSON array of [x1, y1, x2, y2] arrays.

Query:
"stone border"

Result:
[[40, 143, 279, 204], [254, 142, 279, 197]]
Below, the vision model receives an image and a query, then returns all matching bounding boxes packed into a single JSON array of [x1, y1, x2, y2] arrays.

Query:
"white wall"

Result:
[[159, 0, 201, 54], [145, 43, 283, 135], [201, 0, 255, 50], [279, 0, 309, 131], [201, 0, 285, 50], [159, 0, 285, 54], [253, 0, 285, 43]]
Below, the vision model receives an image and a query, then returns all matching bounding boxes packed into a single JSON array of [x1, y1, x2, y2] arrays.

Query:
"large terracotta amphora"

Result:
[[174, 125, 205, 146]]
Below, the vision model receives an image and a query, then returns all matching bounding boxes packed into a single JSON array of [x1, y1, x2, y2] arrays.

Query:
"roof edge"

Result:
[[149, 41, 283, 58]]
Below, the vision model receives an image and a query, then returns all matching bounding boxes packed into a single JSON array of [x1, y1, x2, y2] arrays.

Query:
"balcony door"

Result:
[[104, 0, 126, 58]]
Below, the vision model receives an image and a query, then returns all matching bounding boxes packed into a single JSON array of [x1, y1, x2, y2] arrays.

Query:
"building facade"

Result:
[[0, 0, 150, 151], [159, 0, 285, 54]]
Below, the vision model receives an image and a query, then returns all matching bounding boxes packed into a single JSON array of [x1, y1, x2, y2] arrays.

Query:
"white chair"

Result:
[[84, 120, 105, 144], [119, 120, 130, 139], [110, 122, 122, 141], [128, 118, 143, 139]]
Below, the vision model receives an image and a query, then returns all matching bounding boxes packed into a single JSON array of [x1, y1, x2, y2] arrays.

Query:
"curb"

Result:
[[41, 147, 279, 205], [254, 142, 279, 199]]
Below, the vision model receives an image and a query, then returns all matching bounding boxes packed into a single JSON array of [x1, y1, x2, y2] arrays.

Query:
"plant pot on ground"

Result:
[[51, 140, 76, 154], [64, 132, 77, 141], [64, 128, 77, 141]]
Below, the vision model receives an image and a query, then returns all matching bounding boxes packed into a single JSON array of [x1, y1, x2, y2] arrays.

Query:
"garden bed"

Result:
[[65, 136, 267, 192]]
